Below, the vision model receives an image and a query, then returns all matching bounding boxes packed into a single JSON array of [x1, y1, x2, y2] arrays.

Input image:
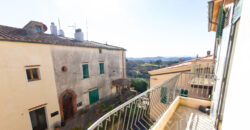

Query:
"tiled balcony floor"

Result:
[[166, 105, 215, 130]]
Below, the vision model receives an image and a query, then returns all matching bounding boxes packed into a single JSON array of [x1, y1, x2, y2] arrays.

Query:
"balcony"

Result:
[[153, 97, 214, 130], [88, 73, 215, 130]]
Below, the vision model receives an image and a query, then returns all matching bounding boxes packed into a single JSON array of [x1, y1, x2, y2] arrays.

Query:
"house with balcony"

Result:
[[88, 0, 249, 129], [0, 21, 127, 130], [149, 52, 215, 100]]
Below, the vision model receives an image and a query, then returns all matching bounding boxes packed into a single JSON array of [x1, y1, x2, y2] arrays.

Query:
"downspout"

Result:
[[122, 50, 125, 79]]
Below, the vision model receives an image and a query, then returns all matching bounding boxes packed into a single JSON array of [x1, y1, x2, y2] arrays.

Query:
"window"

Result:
[[99, 48, 102, 54], [82, 64, 89, 79], [89, 89, 99, 104], [26, 68, 40, 81], [29, 107, 47, 130], [160, 87, 167, 104], [99, 63, 104, 74], [35, 26, 41, 33]]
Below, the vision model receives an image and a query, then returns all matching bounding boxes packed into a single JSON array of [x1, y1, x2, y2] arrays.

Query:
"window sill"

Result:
[[28, 79, 40, 82]]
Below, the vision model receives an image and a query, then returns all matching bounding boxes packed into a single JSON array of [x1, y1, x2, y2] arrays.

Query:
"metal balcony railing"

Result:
[[88, 73, 214, 130]]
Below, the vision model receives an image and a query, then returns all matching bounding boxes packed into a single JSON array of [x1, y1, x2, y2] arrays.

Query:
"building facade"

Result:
[[208, 0, 247, 129], [149, 54, 215, 99], [0, 41, 61, 130], [51, 44, 126, 121], [0, 21, 126, 129]]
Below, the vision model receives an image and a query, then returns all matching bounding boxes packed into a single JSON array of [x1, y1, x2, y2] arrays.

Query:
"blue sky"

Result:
[[0, 0, 215, 57]]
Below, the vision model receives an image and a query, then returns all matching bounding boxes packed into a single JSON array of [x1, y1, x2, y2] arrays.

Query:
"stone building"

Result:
[[0, 21, 126, 130]]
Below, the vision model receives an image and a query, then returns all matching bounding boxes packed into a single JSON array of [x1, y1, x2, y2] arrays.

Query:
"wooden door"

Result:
[[63, 93, 74, 120]]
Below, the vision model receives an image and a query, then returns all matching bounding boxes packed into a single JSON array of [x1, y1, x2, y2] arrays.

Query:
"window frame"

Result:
[[26, 68, 40, 82], [99, 48, 102, 54], [35, 26, 42, 33], [99, 62, 104, 74], [82, 64, 89, 79], [29, 106, 48, 130]]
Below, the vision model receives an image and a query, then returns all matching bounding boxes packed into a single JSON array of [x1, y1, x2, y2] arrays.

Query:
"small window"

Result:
[[82, 64, 89, 79], [99, 63, 104, 74], [26, 68, 40, 81], [35, 26, 41, 33], [99, 48, 102, 54]]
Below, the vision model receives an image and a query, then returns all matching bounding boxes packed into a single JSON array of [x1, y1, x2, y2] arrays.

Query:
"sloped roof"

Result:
[[149, 55, 213, 75], [0, 21, 125, 50]]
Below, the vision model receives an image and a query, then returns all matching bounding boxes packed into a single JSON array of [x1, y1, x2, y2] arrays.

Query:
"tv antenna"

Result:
[[58, 18, 61, 30], [68, 23, 76, 31]]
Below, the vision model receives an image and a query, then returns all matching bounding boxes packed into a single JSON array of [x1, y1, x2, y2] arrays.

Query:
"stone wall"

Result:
[[51, 45, 126, 110]]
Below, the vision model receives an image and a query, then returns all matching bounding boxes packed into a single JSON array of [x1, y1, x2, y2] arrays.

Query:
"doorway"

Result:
[[62, 92, 74, 120], [29, 107, 47, 130]]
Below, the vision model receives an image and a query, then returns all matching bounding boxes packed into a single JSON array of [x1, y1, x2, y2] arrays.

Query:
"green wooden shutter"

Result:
[[95, 89, 99, 102], [180, 89, 188, 97], [161, 88, 167, 104], [184, 90, 188, 97], [100, 63, 104, 74], [216, 5, 225, 40], [82, 64, 89, 78], [181, 89, 185, 96], [89, 89, 99, 104], [89, 91, 94, 104]]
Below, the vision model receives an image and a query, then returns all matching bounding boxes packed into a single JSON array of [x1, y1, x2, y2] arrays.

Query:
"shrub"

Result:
[[108, 104, 114, 111], [71, 126, 82, 130], [130, 78, 148, 93], [86, 123, 93, 129], [100, 103, 106, 111]]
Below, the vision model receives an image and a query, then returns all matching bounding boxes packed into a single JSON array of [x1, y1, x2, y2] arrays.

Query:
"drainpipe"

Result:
[[122, 50, 126, 79]]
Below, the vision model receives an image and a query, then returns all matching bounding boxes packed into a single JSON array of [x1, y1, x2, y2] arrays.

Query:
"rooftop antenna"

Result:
[[58, 18, 61, 30], [68, 23, 76, 31], [57, 18, 65, 37]]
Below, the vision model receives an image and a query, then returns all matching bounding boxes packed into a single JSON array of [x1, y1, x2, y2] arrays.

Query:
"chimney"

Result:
[[59, 29, 64, 37], [179, 58, 183, 63], [207, 50, 211, 56], [196, 54, 199, 59], [74, 28, 84, 41], [50, 22, 57, 36]]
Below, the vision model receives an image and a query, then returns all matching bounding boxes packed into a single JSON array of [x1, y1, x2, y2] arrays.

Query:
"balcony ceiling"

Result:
[[208, 0, 234, 32]]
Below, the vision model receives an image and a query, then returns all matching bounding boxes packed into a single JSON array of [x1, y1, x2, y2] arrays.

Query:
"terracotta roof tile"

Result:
[[149, 55, 214, 75], [0, 24, 125, 50]]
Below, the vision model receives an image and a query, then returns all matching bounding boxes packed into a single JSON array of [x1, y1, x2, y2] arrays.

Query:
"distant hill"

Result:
[[127, 56, 194, 62]]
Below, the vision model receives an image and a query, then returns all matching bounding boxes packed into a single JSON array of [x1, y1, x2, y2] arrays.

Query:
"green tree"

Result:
[[154, 60, 162, 67], [130, 78, 148, 93]]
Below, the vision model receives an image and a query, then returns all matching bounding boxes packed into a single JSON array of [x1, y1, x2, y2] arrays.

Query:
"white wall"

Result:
[[221, 0, 250, 129]]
